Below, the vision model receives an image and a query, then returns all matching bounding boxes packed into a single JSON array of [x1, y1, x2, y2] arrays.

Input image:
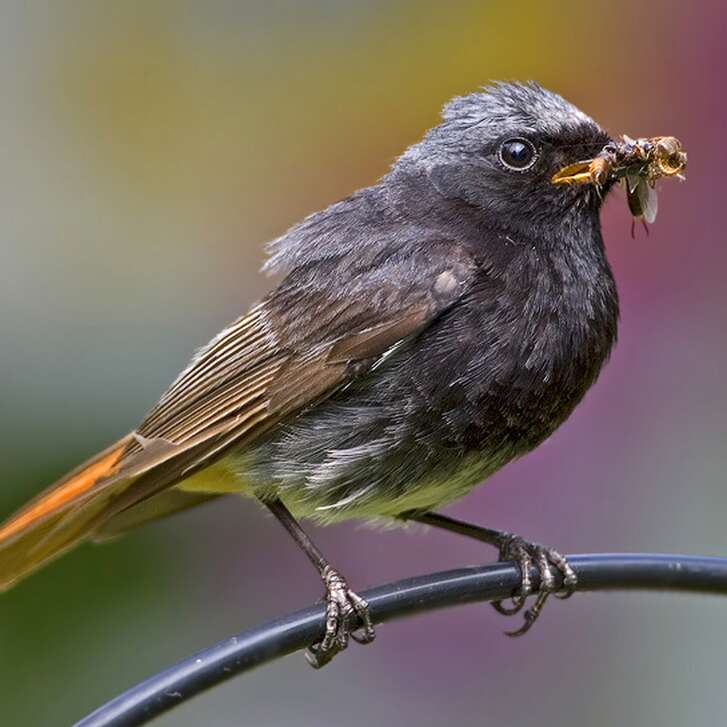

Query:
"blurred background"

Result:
[[1, 1, 725, 725]]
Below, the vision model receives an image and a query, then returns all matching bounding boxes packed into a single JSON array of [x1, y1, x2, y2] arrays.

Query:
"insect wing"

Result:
[[625, 175, 658, 223], [639, 180, 658, 223]]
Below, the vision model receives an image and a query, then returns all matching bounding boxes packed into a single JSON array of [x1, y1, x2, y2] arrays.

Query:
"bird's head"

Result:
[[396, 82, 614, 230]]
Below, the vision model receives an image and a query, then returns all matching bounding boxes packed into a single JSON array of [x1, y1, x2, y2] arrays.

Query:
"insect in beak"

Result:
[[551, 135, 687, 224]]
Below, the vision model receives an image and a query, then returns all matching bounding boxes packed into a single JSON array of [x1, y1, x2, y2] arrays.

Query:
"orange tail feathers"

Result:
[[0, 434, 135, 591]]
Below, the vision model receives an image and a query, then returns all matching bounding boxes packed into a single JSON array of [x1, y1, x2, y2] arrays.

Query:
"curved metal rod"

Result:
[[73, 553, 727, 727]]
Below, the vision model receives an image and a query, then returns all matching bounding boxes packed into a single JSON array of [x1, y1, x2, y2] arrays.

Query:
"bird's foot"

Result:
[[305, 565, 376, 669], [491, 533, 577, 637]]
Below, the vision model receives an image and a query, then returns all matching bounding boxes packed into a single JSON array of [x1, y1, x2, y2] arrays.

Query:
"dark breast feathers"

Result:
[[244, 216, 619, 522]]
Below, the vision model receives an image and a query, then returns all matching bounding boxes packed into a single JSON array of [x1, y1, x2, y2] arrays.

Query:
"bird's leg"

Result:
[[264, 498, 375, 668], [400, 511, 577, 636]]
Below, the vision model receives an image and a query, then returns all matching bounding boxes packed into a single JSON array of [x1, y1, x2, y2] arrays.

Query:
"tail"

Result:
[[0, 414, 252, 591], [0, 435, 137, 591]]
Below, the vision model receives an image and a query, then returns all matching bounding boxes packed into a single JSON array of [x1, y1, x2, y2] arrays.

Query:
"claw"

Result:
[[491, 534, 577, 635], [547, 547, 577, 600], [305, 566, 375, 668], [492, 594, 528, 617], [505, 592, 548, 637], [348, 590, 376, 644]]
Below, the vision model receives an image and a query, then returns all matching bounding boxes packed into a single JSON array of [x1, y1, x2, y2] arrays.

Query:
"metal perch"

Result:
[[73, 553, 727, 727]]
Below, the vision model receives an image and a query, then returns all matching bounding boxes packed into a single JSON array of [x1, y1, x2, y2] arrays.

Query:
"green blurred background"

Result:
[[1, 1, 726, 725]]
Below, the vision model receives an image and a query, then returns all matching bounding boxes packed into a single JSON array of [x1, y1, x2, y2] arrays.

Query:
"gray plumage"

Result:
[[0, 81, 621, 591]]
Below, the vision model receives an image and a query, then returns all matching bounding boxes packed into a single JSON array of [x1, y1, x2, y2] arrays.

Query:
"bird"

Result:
[[1, 82, 631, 668]]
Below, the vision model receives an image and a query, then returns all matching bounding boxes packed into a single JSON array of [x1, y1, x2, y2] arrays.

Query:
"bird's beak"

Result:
[[551, 160, 603, 186]]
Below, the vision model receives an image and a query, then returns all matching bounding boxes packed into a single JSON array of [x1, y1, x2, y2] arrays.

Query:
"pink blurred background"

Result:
[[1, 2, 726, 725]]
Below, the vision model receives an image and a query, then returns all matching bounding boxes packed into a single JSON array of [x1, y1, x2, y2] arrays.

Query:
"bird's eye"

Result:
[[498, 138, 538, 171]]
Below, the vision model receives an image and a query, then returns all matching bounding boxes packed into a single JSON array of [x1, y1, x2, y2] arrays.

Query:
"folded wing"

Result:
[[0, 237, 477, 589]]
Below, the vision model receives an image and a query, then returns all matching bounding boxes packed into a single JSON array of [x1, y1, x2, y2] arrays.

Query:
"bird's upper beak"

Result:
[[551, 160, 602, 186]]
